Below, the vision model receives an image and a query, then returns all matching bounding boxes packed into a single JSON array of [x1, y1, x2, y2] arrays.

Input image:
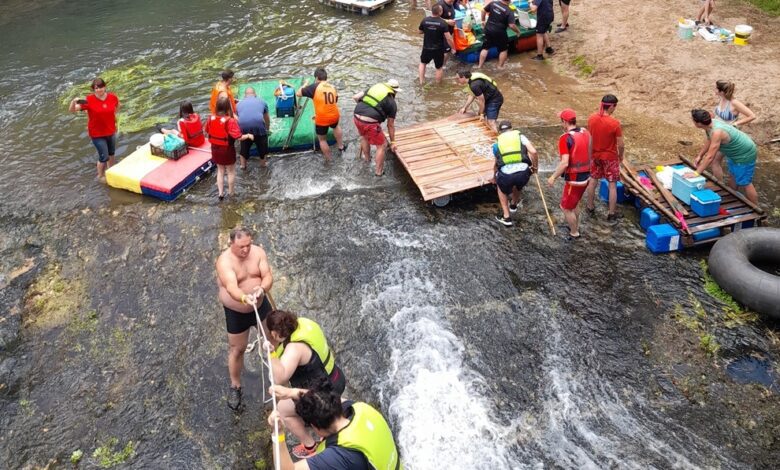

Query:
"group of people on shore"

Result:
[[215, 227, 401, 470]]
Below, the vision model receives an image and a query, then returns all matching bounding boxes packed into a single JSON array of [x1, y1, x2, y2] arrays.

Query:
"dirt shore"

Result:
[[550, 0, 780, 146]]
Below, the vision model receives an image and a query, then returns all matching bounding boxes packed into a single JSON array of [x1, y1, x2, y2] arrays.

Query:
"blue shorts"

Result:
[[91, 134, 116, 163], [484, 99, 503, 121], [727, 160, 755, 187]]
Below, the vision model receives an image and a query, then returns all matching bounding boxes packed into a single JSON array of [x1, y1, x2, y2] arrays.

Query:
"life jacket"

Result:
[[317, 402, 403, 470], [178, 113, 205, 147], [273, 318, 336, 388], [362, 83, 395, 111], [563, 127, 591, 176], [207, 115, 231, 147], [468, 72, 497, 94], [313, 81, 340, 126], [209, 82, 236, 115], [496, 130, 530, 167]]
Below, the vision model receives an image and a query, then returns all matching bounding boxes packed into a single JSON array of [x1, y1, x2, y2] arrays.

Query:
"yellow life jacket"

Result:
[[468, 72, 497, 91], [317, 402, 403, 470], [496, 130, 529, 167], [361, 83, 395, 109], [274, 318, 335, 376]]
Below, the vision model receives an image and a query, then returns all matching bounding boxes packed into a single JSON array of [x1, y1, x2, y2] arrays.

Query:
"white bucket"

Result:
[[678, 20, 695, 40]]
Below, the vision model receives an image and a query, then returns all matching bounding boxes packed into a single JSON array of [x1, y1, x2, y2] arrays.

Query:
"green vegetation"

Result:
[[254, 458, 267, 469], [744, 0, 780, 16], [92, 438, 135, 468], [25, 264, 85, 330], [71, 449, 84, 465], [571, 55, 594, 77], [699, 333, 721, 357], [699, 260, 757, 327], [19, 398, 34, 416], [673, 303, 701, 330]]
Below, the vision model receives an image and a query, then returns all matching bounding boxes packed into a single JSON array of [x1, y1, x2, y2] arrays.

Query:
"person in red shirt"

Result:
[[68, 77, 120, 181], [205, 96, 254, 200], [585, 94, 624, 221], [547, 108, 591, 241], [161, 101, 205, 147]]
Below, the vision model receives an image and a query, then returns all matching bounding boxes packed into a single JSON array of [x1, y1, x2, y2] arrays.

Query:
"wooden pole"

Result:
[[678, 154, 764, 214], [643, 165, 691, 234], [534, 173, 556, 236], [619, 167, 682, 227]]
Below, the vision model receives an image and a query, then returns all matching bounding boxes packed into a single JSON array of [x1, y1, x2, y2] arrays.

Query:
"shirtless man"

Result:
[[216, 227, 274, 411]]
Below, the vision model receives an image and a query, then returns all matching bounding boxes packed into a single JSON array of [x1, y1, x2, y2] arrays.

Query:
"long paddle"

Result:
[[534, 173, 556, 235], [643, 165, 691, 233], [283, 97, 310, 151]]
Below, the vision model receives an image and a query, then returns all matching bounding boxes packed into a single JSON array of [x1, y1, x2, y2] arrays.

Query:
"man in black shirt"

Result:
[[477, 0, 521, 69], [456, 70, 504, 133], [437, 0, 457, 63], [531, 0, 555, 60], [419, 5, 455, 85]]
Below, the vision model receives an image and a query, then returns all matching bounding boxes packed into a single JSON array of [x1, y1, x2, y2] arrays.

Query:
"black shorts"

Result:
[[496, 169, 531, 195], [315, 121, 339, 136], [482, 29, 509, 52], [224, 295, 272, 334], [559, 0, 571, 5], [420, 48, 445, 69], [536, 15, 554, 34], [239, 128, 269, 159]]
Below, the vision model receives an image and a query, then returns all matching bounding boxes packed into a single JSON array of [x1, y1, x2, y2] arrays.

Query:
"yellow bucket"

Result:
[[734, 24, 752, 46]]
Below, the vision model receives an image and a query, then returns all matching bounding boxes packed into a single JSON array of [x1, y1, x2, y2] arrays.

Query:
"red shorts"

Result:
[[211, 143, 236, 166], [590, 159, 621, 182], [353, 117, 386, 146], [560, 183, 588, 211]]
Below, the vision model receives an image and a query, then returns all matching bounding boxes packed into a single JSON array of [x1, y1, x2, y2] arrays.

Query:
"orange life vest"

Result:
[[178, 113, 205, 147], [564, 128, 591, 176], [313, 81, 340, 126], [209, 83, 236, 115], [207, 115, 231, 147]]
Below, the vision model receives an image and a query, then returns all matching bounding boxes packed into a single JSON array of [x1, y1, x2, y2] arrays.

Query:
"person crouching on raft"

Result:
[[68, 77, 120, 181], [160, 101, 205, 147], [548, 108, 592, 241], [492, 121, 539, 227], [263, 310, 346, 459], [268, 379, 403, 470], [456, 71, 503, 134], [352, 79, 401, 176], [206, 96, 254, 200]]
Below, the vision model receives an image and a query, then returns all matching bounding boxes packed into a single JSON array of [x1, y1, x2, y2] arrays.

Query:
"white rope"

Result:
[[253, 300, 282, 470]]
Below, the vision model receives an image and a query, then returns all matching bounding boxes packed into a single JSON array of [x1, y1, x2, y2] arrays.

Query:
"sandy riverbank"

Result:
[[549, 0, 780, 145]]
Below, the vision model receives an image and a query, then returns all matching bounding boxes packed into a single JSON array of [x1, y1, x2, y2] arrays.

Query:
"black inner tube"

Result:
[[746, 240, 780, 276]]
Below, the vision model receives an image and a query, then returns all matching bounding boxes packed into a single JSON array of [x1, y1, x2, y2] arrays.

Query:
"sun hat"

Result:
[[386, 79, 403, 92]]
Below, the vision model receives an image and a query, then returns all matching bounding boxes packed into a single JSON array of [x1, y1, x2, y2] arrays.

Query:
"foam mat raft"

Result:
[[106, 142, 214, 201], [238, 77, 335, 153]]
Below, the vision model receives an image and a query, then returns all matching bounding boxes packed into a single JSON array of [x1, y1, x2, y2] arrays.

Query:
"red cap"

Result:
[[558, 108, 577, 121]]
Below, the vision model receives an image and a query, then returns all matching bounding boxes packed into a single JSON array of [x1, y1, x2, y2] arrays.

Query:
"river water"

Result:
[[1, 1, 779, 469]]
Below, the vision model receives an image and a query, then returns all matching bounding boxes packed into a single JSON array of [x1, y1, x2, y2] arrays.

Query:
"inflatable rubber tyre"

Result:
[[708, 228, 780, 319], [432, 195, 451, 208]]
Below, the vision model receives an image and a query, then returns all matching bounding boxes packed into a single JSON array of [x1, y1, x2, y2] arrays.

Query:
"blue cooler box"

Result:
[[599, 179, 633, 203], [640, 207, 660, 230], [692, 227, 721, 242], [672, 171, 706, 205], [646, 224, 681, 253], [690, 189, 721, 217], [275, 85, 296, 118]]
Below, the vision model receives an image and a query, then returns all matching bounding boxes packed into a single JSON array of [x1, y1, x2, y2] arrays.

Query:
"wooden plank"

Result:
[[689, 213, 761, 233]]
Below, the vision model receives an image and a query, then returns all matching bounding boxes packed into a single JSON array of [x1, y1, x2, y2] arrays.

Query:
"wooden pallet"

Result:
[[318, 0, 395, 15], [391, 114, 497, 202], [621, 156, 767, 247]]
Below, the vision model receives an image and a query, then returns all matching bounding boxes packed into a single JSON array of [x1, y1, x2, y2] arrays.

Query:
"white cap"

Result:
[[386, 79, 402, 92]]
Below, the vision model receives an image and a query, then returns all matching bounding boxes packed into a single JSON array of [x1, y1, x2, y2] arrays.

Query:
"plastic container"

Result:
[[640, 207, 661, 231], [678, 19, 695, 40], [598, 179, 634, 203], [646, 224, 681, 253], [275, 85, 296, 118], [734, 24, 752, 46], [692, 227, 721, 243], [150, 142, 189, 160], [672, 171, 706, 205], [690, 189, 721, 217]]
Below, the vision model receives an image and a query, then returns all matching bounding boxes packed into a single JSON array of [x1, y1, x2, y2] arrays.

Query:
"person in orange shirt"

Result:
[[585, 95, 624, 221], [210, 69, 237, 116], [297, 68, 346, 162]]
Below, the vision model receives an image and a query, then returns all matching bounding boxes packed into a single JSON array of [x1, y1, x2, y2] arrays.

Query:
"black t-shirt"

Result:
[[437, 0, 456, 33], [419, 16, 450, 51], [484, 1, 515, 34], [354, 92, 398, 122], [533, 0, 554, 19], [469, 78, 503, 104]]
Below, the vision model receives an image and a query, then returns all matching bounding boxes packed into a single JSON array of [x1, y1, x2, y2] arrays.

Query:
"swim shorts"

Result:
[[420, 48, 445, 69], [536, 15, 554, 34], [315, 121, 340, 136], [91, 134, 116, 163], [482, 29, 510, 52], [590, 159, 620, 182], [353, 116, 386, 146], [484, 99, 503, 121], [224, 295, 272, 334], [239, 129, 269, 159], [560, 182, 588, 210], [559, 0, 571, 6], [496, 168, 531, 195], [727, 159, 756, 187]]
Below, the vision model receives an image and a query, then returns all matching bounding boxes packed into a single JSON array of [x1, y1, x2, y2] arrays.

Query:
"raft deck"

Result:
[[621, 156, 767, 247], [392, 114, 497, 203], [318, 0, 394, 15]]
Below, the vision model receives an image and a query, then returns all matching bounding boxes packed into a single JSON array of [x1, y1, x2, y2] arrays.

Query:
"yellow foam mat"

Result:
[[106, 144, 167, 194]]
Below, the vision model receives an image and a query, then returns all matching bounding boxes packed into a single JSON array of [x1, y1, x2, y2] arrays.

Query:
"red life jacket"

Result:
[[207, 115, 230, 147], [564, 128, 591, 177], [179, 113, 204, 146]]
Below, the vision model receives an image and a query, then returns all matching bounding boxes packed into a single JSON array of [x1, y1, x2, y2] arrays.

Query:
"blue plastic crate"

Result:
[[275, 85, 296, 118], [690, 189, 721, 217], [598, 178, 634, 203], [640, 207, 660, 230], [692, 227, 721, 242], [646, 223, 681, 253]]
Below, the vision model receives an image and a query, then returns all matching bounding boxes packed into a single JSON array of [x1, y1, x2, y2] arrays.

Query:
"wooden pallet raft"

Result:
[[391, 114, 497, 203], [318, 0, 395, 15], [621, 156, 767, 247]]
